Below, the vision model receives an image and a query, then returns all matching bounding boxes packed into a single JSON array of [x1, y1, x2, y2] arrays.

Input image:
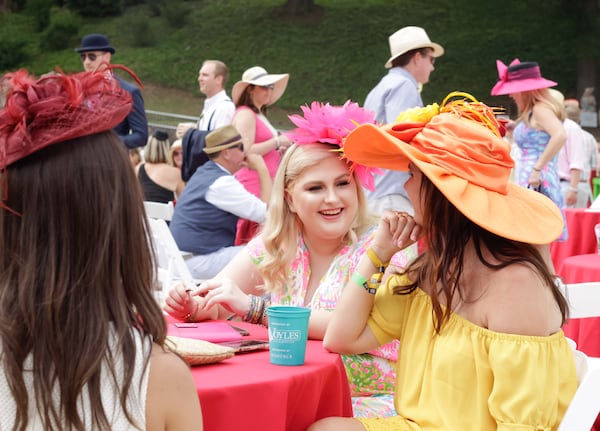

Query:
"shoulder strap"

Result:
[[207, 97, 233, 131]]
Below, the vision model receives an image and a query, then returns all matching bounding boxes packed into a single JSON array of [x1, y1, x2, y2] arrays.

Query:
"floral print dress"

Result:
[[513, 119, 567, 240], [246, 229, 418, 418]]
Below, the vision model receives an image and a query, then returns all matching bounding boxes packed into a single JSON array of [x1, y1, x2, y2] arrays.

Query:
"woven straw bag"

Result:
[[166, 335, 235, 366]]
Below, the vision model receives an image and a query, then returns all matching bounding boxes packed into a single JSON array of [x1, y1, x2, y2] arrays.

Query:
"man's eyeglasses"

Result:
[[80, 52, 104, 62]]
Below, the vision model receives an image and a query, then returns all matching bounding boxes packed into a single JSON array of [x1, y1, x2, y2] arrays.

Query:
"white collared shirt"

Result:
[[198, 90, 236, 131]]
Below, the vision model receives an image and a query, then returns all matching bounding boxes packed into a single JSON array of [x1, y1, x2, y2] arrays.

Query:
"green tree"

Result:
[[65, 0, 121, 17]]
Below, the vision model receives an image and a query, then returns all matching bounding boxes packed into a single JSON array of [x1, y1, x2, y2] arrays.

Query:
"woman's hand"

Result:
[[194, 278, 252, 318], [372, 210, 421, 258], [163, 283, 216, 322], [527, 169, 542, 188], [277, 134, 293, 152]]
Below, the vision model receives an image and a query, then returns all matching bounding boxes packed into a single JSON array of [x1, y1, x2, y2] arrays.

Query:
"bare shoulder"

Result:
[[484, 264, 562, 336], [146, 343, 203, 431]]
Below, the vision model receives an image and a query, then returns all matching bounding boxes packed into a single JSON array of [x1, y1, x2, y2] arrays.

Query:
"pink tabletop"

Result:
[[559, 253, 600, 358], [551, 209, 600, 270], [185, 321, 352, 431], [558, 253, 600, 431]]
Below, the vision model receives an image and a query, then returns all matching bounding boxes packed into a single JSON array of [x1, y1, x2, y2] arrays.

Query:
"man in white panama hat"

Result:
[[364, 26, 444, 215]]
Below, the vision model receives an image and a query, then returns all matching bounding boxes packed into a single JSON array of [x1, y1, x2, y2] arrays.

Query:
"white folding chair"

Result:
[[146, 217, 195, 299], [144, 201, 174, 221], [557, 281, 600, 431]]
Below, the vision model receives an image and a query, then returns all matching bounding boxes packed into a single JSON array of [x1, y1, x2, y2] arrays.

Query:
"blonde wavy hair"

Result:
[[515, 88, 565, 124], [257, 143, 377, 293]]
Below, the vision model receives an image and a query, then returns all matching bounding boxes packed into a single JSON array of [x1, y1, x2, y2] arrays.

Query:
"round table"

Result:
[[551, 208, 600, 270], [190, 321, 352, 431], [559, 253, 600, 431], [559, 253, 600, 357]]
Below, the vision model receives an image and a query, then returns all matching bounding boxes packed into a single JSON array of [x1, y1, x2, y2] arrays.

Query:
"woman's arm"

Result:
[[232, 108, 258, 153], [232, 108, 286, 156], [527, 104, 566, 186], [146, 344, 203, 431], [324, 211, 418, 354]]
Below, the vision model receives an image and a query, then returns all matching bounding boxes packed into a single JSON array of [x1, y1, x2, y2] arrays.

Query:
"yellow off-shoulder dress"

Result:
[[357, 274, 578, 431]]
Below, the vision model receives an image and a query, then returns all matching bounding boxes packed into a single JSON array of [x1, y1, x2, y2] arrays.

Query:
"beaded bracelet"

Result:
[[260, 296, 271, 326]]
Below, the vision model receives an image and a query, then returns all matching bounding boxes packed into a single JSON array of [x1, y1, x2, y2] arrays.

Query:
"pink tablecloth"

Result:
[[188, 321, 352, 431], [559, 253, 600, 357], [558, 253, 600, 431], [551, 209, 600, 270]]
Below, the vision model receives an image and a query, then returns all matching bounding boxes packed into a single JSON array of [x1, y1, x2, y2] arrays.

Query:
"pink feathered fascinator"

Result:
[[284, 101, 382, 191]]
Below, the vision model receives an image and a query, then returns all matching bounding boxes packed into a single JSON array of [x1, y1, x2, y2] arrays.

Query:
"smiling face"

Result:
[[285, 154, 359, 243]]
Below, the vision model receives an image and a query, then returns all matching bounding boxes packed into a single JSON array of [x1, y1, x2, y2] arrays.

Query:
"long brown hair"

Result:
[[236, 85, 268, 115], [0, 131, 166, 430], [395, 176, 568, 333]]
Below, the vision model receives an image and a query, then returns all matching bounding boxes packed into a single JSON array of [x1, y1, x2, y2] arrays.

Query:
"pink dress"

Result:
[[234, 106, 281, 244]]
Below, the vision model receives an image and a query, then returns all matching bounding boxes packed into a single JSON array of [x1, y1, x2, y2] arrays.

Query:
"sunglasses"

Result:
[[234, 143, 245, 152], [173, 150, 182, 157], [261, 84, 275, 90], [80, 52, 104, 62], [421, 53, 436, 65]]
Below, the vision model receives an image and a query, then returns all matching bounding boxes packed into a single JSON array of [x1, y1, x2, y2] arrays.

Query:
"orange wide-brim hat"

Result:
[[343, 113, 564, 244]]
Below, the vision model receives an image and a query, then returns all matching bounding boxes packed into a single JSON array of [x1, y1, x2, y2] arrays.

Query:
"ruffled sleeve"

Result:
[[487, 332, 577, 430]]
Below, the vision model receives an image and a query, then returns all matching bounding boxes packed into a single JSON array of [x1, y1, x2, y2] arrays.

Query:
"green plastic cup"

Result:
[[267, 306, 311, 366]]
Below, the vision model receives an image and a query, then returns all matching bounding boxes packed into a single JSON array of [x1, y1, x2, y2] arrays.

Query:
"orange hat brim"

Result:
[[345, 121, 564, 244]]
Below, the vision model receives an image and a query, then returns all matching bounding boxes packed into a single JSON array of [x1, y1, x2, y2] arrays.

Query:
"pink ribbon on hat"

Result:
[[495, 58, 520, 83]]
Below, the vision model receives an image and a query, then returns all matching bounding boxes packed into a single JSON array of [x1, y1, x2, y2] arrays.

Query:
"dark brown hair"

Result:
[[394, 176, 568, 333], [0, 131, 166, 430], [236, 85, 268, 115], [391, 48, 431, 68]]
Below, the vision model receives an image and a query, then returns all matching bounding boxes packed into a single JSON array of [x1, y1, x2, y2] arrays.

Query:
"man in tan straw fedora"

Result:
[[170, 125, 271, 279], [364, 26, 444, 216]]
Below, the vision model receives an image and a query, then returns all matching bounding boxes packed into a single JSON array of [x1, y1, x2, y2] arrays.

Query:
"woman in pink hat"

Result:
[[491, 60, 567, 238]]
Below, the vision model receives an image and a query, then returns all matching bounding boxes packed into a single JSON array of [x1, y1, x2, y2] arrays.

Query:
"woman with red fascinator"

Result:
[[0, 69, 202, 430]]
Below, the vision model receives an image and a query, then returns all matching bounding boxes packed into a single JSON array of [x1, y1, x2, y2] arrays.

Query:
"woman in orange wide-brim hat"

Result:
[[308, 93, 577, 431]]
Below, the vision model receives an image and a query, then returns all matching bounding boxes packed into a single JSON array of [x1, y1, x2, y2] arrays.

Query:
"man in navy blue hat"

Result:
[[76, 33, 148, 149]]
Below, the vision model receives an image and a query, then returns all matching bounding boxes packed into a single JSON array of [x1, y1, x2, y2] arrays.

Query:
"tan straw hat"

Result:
[[203, 125, 243, 154], [231, 66, 289, 106], [385, 26, 444, 68]]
